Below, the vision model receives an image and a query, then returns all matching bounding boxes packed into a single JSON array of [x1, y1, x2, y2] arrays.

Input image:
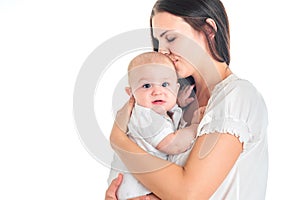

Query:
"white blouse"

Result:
[[198, 74, 269, 199]]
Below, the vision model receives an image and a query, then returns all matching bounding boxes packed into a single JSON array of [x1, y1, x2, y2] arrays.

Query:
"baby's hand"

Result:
[[177, 85, 195, 108], [191, 106, 206, 124]]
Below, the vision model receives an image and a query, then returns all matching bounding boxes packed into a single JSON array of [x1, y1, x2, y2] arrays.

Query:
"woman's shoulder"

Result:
[[222, 74, 256, 90], [200, 74, 268, 142], [209, 74, 268, 123], [214, 74, 263, 102]]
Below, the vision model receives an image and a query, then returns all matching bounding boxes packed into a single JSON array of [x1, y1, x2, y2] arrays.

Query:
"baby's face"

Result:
[[128, 63, 179, 113]]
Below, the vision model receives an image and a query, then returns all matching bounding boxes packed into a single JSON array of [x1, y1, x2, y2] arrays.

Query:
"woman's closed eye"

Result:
[[166, 34, 176, 42]]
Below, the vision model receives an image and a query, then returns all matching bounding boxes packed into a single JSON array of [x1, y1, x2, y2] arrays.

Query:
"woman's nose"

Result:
[[158, 46, 170, 55]]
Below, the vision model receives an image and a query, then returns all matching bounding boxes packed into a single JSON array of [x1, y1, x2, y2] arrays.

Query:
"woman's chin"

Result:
[[178, 72, 191, 79]]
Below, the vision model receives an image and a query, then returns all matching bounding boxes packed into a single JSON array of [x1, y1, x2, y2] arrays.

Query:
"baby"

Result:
[[108, 52, 200, 199]]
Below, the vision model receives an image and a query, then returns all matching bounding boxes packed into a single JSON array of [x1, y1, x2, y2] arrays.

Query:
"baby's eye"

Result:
[[162, 82, 169, 87], [142, 83, 151, 88]]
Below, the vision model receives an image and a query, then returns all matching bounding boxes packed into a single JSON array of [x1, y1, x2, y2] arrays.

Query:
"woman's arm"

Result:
[[111, 123, 242, 200], [105, 174, 123, 200]]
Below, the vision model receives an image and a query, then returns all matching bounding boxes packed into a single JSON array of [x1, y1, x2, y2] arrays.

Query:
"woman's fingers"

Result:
[[144, 193, 161, 200], [115, 97, 135, 132], [128, 95, 135, 110], [128, 193, 161, 200], [105, 174, 123, 200]]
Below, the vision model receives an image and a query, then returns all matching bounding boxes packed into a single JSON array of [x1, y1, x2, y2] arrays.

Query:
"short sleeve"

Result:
[[197, 78, 268, 144], [128, 105, 175, 147]]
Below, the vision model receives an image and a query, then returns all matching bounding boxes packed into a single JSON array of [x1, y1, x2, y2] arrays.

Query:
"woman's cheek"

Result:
[[175, 63, 190, 78]]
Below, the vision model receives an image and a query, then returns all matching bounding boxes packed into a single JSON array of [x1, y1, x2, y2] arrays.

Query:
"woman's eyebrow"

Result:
[[160, 30, 169, 37]]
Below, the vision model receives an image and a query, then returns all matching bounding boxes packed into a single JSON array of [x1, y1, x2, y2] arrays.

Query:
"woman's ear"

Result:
[[205, 18, 217, 38], [125, 87, 132, 96]]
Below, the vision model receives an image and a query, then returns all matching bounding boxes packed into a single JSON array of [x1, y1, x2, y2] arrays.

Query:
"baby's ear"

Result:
[[125, 87, 132, 96], [176, 83, 180, 93]]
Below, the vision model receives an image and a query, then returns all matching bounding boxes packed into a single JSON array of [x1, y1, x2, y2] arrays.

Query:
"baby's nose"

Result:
[[151, 85, 163, 95]]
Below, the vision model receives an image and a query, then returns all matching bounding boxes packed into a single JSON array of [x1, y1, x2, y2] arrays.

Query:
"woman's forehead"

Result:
[[152, 12, 194, 38]]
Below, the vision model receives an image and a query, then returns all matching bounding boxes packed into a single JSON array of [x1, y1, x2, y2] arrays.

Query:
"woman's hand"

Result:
[[128, 193, 161, 200], [177, 84, 195, 108], [105, 173, 160, 200], [105, 174, 123, 200], [114, 96, 135, 132], [110, 96, 135, 155]]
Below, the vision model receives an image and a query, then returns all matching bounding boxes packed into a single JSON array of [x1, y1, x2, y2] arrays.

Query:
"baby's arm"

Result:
[[156, 123, 198, 154], [156, 106, 206, 155]]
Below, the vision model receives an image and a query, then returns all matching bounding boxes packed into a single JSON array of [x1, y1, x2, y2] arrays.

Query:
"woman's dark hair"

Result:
[[150, 0, 230, 65]]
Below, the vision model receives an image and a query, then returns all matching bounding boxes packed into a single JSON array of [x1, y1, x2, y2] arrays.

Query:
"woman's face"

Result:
[[152, 12, 209, 78]]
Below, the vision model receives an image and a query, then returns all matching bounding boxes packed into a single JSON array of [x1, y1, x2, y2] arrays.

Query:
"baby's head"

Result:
[[126, 52, 179, 112]]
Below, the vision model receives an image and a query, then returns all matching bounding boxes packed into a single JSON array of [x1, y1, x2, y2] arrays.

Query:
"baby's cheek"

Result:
[[168, 87, 178, 98], [169, 98, 178, 109]]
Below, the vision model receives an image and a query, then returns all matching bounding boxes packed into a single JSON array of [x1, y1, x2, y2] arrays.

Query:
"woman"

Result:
[[106, 0, 268, 199]]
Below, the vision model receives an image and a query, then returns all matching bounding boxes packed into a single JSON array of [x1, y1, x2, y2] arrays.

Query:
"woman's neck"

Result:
[[192, 61, 232, 106]]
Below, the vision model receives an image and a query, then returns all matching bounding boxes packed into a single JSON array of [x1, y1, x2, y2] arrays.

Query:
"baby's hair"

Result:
[[128, 51, 175, 71]]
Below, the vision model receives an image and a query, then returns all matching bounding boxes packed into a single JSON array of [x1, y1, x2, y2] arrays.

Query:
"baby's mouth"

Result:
[[152, 100, 166, 105]]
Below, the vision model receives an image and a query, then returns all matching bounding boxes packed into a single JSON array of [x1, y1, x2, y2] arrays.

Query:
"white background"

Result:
[[1, 0, 299, 199]]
